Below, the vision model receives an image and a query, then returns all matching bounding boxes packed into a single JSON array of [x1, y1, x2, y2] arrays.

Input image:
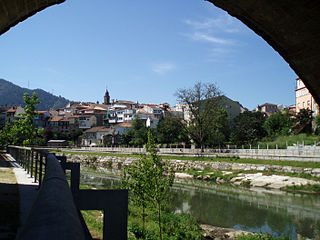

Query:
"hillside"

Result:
[[0, 79, 69, 110]]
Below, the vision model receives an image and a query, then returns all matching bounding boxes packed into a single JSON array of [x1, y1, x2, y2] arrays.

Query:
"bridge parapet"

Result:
[[7, 146, 128, 240]]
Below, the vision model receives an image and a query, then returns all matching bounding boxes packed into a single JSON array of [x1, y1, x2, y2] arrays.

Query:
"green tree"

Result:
[[231, 111, 267, 145], [20, 92, 40, 145], [205, 107, 230, 147], [156, 114, 189, 145], [263, 110, 293, 136], [314, 114, 320, 134], [121, 131, 175, 239], [122, 115, 148, 146], [293, 108, 313, 134], [175, 82, 228, 150], [146, 131, 175, 240], [0, 92, 41, 146], [121, 150, 153, 231]]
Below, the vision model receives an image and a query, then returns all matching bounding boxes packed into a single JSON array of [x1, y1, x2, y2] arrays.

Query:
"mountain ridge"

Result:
[[0, 78, 69, 110]]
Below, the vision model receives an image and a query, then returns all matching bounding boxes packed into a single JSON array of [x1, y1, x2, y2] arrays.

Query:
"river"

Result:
[[79, 169, 320, 239]]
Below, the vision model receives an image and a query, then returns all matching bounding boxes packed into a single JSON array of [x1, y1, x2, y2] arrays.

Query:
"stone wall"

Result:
[[58, 153, 320, 177]]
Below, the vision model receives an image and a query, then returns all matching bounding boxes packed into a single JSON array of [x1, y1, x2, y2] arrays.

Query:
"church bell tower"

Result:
[[104, 88, 110, 105]]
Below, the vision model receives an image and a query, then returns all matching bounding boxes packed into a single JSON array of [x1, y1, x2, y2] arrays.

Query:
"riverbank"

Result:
[[176, 170, 320, 192], [57, 152, 320, 193]]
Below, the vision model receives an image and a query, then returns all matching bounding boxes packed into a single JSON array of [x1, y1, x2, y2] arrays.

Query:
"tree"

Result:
[[121, 115, 148, 146], [146, 131, 175, 240], [263, 110, 293, 136], [314, 114, 320, 134], [156, 114, 189, 145], [175, 82, 228, 150], [20, 92, 40, 145], [205, 107, 230, 147], [293, 108, 313, 134], [231, 111, 266, 145], [121, 131, 175, 239], [120, 150, 153, 231], [0, 92, 41, 146]]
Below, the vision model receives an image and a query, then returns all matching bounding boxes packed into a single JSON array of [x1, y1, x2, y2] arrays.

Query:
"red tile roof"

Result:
[[49, 116, 64, 122], [115, 122, 132, 128]]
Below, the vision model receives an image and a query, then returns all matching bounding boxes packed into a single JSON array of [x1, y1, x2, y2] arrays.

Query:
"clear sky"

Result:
[[0, 0, 297, 110]]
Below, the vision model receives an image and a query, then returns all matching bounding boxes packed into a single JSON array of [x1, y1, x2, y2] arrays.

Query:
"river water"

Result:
[[79, 169, 320, 239]]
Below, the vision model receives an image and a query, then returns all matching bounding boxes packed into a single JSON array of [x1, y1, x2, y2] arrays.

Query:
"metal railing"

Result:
[[7, 146, 47, 188], [7, 146, 128, 240], [74, 146, 320, 162]]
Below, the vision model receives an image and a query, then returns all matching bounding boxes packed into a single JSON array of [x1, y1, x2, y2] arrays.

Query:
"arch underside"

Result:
[[1, 0, 320, 104]]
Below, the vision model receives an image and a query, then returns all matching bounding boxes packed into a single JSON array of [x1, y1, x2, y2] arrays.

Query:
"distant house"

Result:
[[255, 103, 278, 116], [295, 78, 319, 117], [218, 95, 245, 126], [183, 95, 245, 127], [34, 111, 50, 129], [136, 109, 155, 121], [79, 115, 97, 129], [143, 104, 163, 119], [48, 116, 69, 132], [5, 106, 24, 123], [82, 126, 114, 146], [113, 100, 139, 109], [114, 122, 132, 135]]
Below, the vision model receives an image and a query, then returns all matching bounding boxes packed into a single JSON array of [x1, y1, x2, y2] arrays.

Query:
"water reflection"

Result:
[[80, 170, 320, 239]]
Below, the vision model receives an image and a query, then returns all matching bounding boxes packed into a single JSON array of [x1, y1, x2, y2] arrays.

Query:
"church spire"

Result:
[[104, 87, 110, 105]]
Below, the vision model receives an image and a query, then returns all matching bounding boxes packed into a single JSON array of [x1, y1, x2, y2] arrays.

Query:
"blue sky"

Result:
[[0, 0, 297, 110]]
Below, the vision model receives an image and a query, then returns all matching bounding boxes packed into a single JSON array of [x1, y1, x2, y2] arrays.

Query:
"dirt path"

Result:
[[0, 152, 19, 240]]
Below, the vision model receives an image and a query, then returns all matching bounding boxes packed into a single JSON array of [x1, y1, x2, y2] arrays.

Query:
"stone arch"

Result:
[[0, 0, 65, 36], [1, 0, 320, 103]]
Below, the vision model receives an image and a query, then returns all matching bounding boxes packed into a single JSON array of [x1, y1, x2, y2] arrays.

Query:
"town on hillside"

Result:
[[0, 77, 317, 147]]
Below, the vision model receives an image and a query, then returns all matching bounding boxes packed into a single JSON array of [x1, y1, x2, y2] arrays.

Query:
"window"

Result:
[[308, 100, 310, 107], [303, 102, 305, 108]]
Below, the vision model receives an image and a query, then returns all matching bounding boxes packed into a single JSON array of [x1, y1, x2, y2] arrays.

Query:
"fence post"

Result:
[[34, 152, 38, 183], [27, 150, 30, 174], [39, 154, 43, 187], [31, 150, 34, 178]]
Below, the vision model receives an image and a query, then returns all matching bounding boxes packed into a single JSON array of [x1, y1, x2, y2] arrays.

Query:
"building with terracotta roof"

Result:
[[255, 103, 278, 116], [48, 116, 69, 132], [5, 106, 24, 123], [82, 126, 114, 146], [295, 78, 319, 117], [114, 122, 132, 134], [79, 115, 97, 129], [34, 111, 50, 129]]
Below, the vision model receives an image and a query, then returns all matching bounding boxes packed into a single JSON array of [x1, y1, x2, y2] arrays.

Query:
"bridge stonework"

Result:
[[0, 0, 65, 35]]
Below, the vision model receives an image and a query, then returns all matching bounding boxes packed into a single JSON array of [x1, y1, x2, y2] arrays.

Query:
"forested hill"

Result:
[[0, 79, 69, 110]]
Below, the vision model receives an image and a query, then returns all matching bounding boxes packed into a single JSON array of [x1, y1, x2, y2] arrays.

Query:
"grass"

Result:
[[0, 153, 20, 239], [286, 183, 320, 193], [52, 150, 320, 169], [258, 133, 320, 149], [127, 204, 204, 240], [81, 210, 103, 240], [75, 175, 204, 240], [186, 168, 239, 182], [236, 233, 290, 240]]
